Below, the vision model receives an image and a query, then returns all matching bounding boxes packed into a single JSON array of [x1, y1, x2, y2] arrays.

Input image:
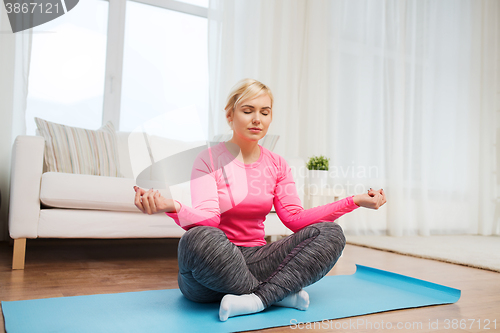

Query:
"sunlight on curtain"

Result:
[[208, 0, 500, 236]]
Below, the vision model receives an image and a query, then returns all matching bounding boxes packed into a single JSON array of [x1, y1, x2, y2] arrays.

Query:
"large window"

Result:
[[120, 1, 208, 141], [26, 0, 209, 142], [26, 0, 109, 135]]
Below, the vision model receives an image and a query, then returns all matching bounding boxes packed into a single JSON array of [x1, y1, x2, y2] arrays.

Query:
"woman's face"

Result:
[[228, 93, 272, 143]]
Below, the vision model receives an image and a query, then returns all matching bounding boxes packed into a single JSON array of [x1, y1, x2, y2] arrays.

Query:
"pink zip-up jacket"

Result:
[[166, 142, 359, 246]]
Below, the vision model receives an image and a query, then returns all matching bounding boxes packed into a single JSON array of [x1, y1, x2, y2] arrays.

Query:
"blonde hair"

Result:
[[224, 78, 274, 122]]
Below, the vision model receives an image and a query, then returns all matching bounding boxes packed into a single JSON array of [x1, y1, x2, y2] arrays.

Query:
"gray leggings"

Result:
[[177, 222, 346, 308]]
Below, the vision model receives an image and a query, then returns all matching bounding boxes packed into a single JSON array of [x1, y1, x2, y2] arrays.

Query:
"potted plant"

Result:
[[306, 155, 330, 189]]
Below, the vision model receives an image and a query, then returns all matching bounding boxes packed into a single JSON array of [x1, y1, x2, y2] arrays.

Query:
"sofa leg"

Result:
[[12, 238, 26, 270]]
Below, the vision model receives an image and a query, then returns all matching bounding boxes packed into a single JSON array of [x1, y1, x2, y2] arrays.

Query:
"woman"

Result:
[[134, 78, 386, 321]]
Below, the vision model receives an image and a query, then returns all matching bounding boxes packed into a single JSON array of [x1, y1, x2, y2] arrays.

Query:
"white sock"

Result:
[[219, 293, 265, 321], [274, 289, 310, 310]]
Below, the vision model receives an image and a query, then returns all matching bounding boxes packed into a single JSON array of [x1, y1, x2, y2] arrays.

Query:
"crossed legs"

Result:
[[177, 222, 346, 320]]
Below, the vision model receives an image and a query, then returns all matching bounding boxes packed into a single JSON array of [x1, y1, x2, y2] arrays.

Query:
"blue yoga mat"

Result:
[[2, 264, 460, 333]]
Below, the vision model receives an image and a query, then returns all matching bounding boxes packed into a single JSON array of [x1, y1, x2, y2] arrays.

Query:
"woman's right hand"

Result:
[[353, 188, 386, 210], [134, 186, 177, 214]]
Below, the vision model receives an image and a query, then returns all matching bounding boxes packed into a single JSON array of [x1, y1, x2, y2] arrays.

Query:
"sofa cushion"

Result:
[[40, 172, 192, 212], [37, 209, 185, 238], [35, 117, 123, 177], [149, 135, 206, 163], [115, 131, 147, 180], [115, 131, 206, 180]]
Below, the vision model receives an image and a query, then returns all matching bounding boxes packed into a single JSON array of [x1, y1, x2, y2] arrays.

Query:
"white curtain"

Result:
[[0, 8, 32, 240], [208, 0, 500, 236]]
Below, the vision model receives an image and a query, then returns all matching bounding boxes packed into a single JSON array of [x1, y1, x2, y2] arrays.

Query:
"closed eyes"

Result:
[[244, 111, 270, 116]]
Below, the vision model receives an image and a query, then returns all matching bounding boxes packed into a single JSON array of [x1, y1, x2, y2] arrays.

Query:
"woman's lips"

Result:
[[248, 128, 262, 133]]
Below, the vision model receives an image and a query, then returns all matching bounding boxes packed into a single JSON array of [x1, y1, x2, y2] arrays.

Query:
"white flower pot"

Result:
[[308, 169, 328, 189]]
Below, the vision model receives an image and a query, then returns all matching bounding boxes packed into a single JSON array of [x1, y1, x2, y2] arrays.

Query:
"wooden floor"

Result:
[[0, 238, 499, 333]]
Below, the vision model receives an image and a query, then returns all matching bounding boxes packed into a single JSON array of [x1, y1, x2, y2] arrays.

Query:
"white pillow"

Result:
[[35, 117, 123, 177]]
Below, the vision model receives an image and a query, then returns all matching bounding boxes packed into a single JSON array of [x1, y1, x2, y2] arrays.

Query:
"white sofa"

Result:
[[8, 132, 304, 269]]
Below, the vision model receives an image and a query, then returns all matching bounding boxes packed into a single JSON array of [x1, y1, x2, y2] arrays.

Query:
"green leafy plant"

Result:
[[306, 155, 330, 171]]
